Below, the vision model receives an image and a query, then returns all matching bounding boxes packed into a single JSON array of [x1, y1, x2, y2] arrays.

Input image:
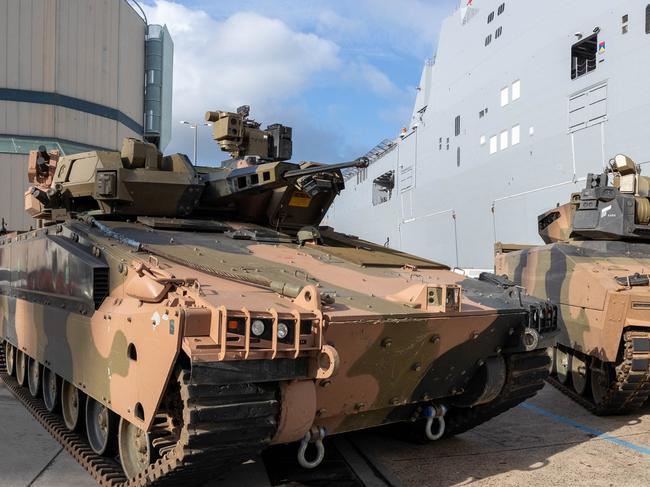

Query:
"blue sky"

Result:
[[141, 0, 458, 164]]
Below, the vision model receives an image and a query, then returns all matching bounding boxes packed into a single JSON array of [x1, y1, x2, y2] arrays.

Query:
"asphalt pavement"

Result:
[[1, 382, 649, 487]]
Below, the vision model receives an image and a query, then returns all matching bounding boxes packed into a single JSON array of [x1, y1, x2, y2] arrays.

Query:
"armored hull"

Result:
[[0, 129, 556, 484], [498, 240, 650, 414]]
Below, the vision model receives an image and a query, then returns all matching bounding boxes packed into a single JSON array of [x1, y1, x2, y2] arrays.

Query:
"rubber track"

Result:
[[546, 330, 650, 415], [0, 347, 278, 486], [443, 350, 551, 437]]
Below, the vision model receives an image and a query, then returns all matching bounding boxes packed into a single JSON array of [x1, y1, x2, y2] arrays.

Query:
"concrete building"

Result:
[[0, 0, 172, 230]]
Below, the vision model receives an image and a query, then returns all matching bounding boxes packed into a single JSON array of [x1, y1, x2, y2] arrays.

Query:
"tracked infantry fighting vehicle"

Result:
[[1, 106, 556, 485], [497, 154, 650, 414]]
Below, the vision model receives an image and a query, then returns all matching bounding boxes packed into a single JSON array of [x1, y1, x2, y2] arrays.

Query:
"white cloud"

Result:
[[345, 62, 404, 98], [140, 0, 451, 164], [143, 1, 340, 161], [182, 0, 456, 61]]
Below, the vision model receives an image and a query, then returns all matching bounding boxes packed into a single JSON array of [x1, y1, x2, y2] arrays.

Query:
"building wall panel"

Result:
[[0, 1, 7, 88], [1, 0, 144, 148], [6, 0, 20, 88], [43, 0, 57, 93], [0, 154, 33, 231], [118, 0, 145, 123], [18, 0, 33, 90]]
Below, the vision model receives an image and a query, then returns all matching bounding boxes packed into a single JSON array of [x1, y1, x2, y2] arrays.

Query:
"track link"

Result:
[[443, 350, 551, 437], [0, 346, 279, 486], [546, 330, 650, 415]]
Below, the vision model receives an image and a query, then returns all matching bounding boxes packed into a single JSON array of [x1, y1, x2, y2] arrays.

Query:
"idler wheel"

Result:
[[62, 381, 86, 431], [555, 348, 571, 385], [571, 353, 589, 396], [86, 398, 118, 455], [4, 342, 15, 376], [42, 368, 60, 413], [119, 418, 153, 479], [591, 360, 613, 406], [15, 351, 27, 387], [27, 357, 42, 398]]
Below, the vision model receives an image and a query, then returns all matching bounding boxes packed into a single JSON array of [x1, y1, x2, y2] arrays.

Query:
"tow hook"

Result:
[[297, 426, 326, 469], [424, 404, 447, 441]]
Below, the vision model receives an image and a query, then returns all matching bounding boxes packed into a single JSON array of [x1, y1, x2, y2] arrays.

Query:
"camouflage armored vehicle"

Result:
[[1, 107, 556, 485], [496, 154, 650, 414]]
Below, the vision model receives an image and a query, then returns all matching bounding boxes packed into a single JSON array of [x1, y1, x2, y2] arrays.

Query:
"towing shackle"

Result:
[[297, 426, 326, 469]]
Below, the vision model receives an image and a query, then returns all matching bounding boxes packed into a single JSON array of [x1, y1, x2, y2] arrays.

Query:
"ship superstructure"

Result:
[[328, 0, 650, 271]]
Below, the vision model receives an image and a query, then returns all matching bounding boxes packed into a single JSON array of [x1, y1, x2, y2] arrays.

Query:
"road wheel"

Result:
[[4, 342, 15, 376], [86, 398, 118, 456], [15, 351, 27, 386], [118, 418, 153, 479], [61, 381, 85, 431], [591, 360, 613, 407], [42, 368, 60, 413], [571, 353, 589, 395], [27, 357, 42, 398], [555, 348, 571, 385]]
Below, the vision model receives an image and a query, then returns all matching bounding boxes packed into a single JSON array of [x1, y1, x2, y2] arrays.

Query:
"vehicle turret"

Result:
[[538, 154, 650, 243], [24, 108, 368, 232]]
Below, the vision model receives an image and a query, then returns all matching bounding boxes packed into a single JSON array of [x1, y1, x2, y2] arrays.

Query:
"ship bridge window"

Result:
[[571, 33, 597, 79], [372, 171, 394, 206], [489, 136, 498, 155], [512, 80, 521, 101], [500, 130, 509, 150], [498, 3, 505, 15], [511, 125, 521, 145], [487, 12, 495, 24], [500, 86, 509, 107], [485, 34, 492, 46], [495, 26, 503, 39], [455, 116, 461, 136], [646, 5, 650, 34]]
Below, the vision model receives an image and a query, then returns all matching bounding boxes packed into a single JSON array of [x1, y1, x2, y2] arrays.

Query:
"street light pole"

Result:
[[180, 121, 211, 165]]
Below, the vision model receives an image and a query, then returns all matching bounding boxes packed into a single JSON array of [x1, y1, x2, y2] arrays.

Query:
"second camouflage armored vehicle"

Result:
[[1, 107, 556, 485], [497, 154, 650, 414]]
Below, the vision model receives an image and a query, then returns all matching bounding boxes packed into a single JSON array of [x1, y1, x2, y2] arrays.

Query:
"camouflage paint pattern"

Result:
[[496, 239, 650, 361]]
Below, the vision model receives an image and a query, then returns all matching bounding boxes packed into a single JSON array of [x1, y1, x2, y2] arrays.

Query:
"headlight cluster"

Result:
[[250, 319, 290, 339]]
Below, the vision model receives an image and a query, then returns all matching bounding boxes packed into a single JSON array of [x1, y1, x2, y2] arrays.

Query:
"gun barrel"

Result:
[[282, 158, 369, 179]]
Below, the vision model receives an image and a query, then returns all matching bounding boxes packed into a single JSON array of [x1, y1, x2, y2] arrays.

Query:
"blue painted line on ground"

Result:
[[521, 402, 650, 456]]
